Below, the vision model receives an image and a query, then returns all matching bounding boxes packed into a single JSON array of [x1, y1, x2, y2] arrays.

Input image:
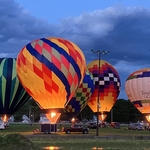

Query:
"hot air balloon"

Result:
[[0, 58, 30, 122], [87, 59, 121, 121], [64, 69, 95, 120], [125, 68, 150, 123], [16, 37, 86, 123]]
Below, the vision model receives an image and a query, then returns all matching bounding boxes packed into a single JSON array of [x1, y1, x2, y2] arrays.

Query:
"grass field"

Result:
[[1, 123, 150, 150]]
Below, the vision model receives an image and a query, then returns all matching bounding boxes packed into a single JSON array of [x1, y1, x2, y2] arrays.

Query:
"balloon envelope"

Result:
[[87, 59, 121, 113], [125, 68, 150, 114], [64, 69, 95, 118], [16, 37, 86, 112], [0, 58, 30, 119]]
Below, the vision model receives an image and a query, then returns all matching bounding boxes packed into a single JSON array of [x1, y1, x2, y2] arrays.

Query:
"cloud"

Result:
[[113, 60, 148, 99], [0, 0, 57, 57], [1, 0, 150, 99], [56, 6, 150, 100], [58, 6, 150, 66]]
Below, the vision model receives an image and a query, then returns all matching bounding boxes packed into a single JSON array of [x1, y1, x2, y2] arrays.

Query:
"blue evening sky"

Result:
[[1, 0, 150, 99]]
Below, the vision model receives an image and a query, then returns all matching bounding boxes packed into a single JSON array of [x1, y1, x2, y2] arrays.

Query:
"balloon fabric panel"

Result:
[[125, 69, 150, 114], [0, 58, 30, 115], [16, 37, 86, 110], [87, 60, 121, 113], [64, 69, 95, 117]]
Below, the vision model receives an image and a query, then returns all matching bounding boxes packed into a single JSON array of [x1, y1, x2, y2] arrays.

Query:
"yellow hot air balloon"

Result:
[[16, 37, 86, 123]]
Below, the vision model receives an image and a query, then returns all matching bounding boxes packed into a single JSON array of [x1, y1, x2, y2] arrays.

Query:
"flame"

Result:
[[2, 114, 8, 122], [145, 115, 150, 123], [71, 118, 75, 122], [99, 113, 107, 121], [51, 112, 56, 118]]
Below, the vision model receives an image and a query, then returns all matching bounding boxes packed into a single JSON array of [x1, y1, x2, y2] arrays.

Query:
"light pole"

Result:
[[91, 50, 110, 136]]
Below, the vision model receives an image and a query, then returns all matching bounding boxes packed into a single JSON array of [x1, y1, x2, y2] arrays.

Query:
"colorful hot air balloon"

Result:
[[125, 68, 150, 122], [16, 37, 86, 123], [87, 59, 121, 118], [64, 69, 95, 118], [0, 58, 30, 121]]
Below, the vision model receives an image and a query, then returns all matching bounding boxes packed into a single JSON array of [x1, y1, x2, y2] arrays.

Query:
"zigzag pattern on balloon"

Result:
[[16, 37, 86, 110], [64, 69, 95, 117]]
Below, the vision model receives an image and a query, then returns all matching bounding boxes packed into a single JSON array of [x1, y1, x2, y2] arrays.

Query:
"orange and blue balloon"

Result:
[[16, 37, 86, 112]]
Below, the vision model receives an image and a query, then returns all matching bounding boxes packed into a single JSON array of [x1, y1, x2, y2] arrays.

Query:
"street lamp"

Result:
[[91, 50, 110, 136]]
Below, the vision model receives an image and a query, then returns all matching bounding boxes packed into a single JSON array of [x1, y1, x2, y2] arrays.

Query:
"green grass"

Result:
[[0, 124, 40, 135], [1, 124, 150, 149], [0, 133, 40, 150], [32, 138, 150, 150], [1, 123, 150, 136]]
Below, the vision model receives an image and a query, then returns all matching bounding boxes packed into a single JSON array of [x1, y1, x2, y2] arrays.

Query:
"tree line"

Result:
[[14, 99, 145, 123]]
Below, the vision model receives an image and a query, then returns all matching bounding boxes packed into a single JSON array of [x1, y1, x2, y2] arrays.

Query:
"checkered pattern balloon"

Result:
[[16, 37, 86, 110], [87, 59, 121, 113], [0, 58, 30, 116], [125, 68, 150, 114], [64, 69, 95, 117]]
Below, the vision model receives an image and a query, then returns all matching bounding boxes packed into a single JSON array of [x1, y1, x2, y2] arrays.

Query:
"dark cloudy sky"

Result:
[[1, 0, 150, 99]]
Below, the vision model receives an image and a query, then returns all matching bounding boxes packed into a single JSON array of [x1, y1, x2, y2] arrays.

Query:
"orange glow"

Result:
[[71, 118, 75, 122], [1, 114, 8, 122], [145, 115, 150, 123], [45, 112, 61, 124], [43, 146, 62, 150], [51, 112, 56, 118], [99, 113, 107, 121], [92, 147, 103, 150]]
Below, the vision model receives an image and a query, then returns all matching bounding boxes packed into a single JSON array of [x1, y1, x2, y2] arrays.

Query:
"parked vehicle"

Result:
[[0, 121, 5, 130], [88, 122, 106, 129], [62, 125, 89, 134], [0, 119, 9, 128], [88, 122, 97, 129], [40, 119, 57, 134], [110, 122, 120, 129], [40, 124, 57, 134], [4, 121, 9, 128], [128, 123, 144, 130]]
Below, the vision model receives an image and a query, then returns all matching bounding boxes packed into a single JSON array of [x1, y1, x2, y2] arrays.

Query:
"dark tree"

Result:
[[77, 105, 94, 121], [14, 98, 41, 122], [106, 99, 144, 123]]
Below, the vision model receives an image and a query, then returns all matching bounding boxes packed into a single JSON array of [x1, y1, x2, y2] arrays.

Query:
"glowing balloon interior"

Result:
[[1, 114, 7, 122], [125, 68, 150, 114], [45, 112, 61, 124], [0, 58, 30, 121], [16, 37, 86, 112], [64, 69, 95, 118], [145, 115, 150, 123], [87, 59, 121, 113], [99, 113, 107, 122]]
